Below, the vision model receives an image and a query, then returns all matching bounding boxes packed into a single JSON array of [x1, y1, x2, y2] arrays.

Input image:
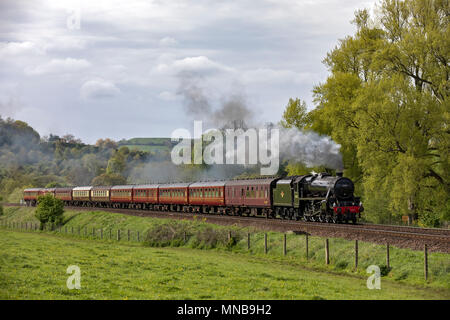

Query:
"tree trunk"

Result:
[[408, 196, 416, 225]]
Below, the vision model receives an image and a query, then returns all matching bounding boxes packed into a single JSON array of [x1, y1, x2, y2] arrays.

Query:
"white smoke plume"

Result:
[[278, 127, 343, 170], [177, 75, 344, 171]]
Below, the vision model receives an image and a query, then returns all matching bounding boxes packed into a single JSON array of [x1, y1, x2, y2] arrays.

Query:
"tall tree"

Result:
[[284, 0, 449, 225]]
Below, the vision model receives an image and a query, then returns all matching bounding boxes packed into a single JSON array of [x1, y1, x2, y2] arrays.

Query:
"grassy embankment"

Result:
[[0, 206, 449, 299]]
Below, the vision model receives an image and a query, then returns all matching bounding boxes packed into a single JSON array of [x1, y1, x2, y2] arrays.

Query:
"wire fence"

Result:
[[0, 219, 436, 281]]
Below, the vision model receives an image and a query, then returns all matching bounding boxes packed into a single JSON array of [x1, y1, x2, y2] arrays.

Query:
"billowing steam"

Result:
[[128, 161, 250, 183], [177, 79, 254, 128], [130, 71, 344, 183], [176, 75, 343, 171], [278, 127, 343, 170]]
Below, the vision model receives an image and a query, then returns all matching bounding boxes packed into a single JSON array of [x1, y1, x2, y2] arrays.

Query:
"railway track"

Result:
[[5, 203, 450, 252]]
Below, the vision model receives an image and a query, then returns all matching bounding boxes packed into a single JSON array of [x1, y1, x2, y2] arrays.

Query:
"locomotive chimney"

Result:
[[336, 171, 343, 177]]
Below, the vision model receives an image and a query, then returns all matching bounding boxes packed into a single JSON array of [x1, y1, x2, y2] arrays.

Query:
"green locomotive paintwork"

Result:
[[273, 178, 299, 208]]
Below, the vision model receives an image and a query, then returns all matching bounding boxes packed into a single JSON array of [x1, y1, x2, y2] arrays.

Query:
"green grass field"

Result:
[[121, 144, 171, 153], [0, 206, 449, 299], [118, 137, 174, 153], [1, 230, 448, 300]]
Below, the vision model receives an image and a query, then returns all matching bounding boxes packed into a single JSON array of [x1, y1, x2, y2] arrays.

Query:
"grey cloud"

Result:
[[0, 0, 377, 143], [80, 79, 120, 99]]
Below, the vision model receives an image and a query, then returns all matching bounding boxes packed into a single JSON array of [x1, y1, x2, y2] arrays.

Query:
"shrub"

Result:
[[143, 220, 243, 249], [144, 221, 188, 247], [35, 194, 64, 229]]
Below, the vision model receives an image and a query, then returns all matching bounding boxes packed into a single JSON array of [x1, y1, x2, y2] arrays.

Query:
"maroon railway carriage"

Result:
[[225, 178, 278, 216], [132, 184, 159, 209], [55, 187, 73, 204], [158, 183, 190, 211], [42, 188, 56, 196], [188, 181, 226, 213], [23, 188, 42, 206], [110, 185, 133, 208]]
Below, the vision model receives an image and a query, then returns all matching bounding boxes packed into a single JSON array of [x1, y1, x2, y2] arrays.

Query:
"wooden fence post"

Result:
[[92, 228, 95, 238], [101, 229, 103, 239], [109, 229, 112, 239], [424, 244, 428, 281], [137, 231, 140, 242], [117, 229, 121, 241], [355, 240, 358, 270], [71, 226, 73, 234], [283, 234, 287, 256], [305, 234, 309, 260], [247, 233, 250, 250], [386, 243, 390, 269], [228, 231, 232, 242], [183, 231, 187, 243], [264, 233, 268, 254], [325, 239, 330, 265], [127, 229, 130, 241]]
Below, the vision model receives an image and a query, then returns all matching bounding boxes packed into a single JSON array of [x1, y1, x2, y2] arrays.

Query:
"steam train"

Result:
[[23, 173, 363, 223]]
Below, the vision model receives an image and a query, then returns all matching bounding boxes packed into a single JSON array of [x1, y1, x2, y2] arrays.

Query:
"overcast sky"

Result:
[[0, 0, 377, 144]]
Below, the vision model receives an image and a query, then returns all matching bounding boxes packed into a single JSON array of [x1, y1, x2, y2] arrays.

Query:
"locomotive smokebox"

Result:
[[336, 172, 343, 177]]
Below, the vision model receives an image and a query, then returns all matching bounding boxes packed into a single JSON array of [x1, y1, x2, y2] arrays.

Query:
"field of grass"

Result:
[[121, 144, 171, 153], [0, 206, 449, 298], [118, 137, 174, 154], [1, 230, 449, 300]]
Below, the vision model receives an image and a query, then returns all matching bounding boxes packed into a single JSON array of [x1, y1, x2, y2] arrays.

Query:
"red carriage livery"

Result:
[[224, 178, 276, 217], [158, 183, 190, 211], [188, 181, 225, 213], [110, 185, 133, 208], [22, 173, 363, 223], [132, 184, 159, 209]]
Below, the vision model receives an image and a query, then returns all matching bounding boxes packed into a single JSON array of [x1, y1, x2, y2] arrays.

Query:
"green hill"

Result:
[[118, 137, 176, 153]]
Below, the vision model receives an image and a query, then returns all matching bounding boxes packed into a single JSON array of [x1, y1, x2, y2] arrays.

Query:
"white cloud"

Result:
[[0, 41, 42, 58], [0, 0, 378, 141], [25, 58, 90, 75], [156, 56, 234, 76], [159, 37, 177, 47], [242, 68, 312, 85], [158, 90, 178, 101], [80, 78, 120, 99]]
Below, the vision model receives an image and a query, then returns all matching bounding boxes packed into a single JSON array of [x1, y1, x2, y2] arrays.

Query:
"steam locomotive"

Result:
[[23, 172, 363, 223]]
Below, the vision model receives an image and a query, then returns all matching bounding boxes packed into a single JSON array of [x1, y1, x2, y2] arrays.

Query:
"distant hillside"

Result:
[[117, 137, 176, 153]]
